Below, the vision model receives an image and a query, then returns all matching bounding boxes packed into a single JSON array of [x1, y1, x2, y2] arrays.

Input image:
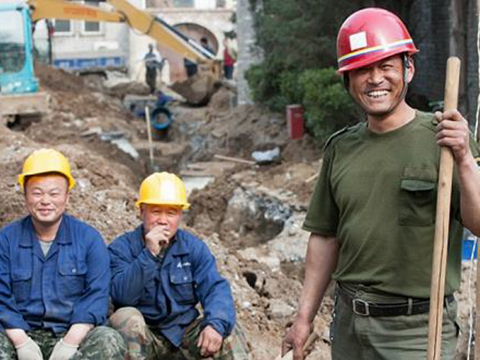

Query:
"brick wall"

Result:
[[236, 0, 263, 105]]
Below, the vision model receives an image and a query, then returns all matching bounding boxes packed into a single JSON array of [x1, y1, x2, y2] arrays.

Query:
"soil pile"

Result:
[[1, 65, 331, 359], [1, 64, 476, 359]]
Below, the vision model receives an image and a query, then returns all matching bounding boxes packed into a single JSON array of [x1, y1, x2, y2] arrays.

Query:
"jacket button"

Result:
[[72, 269, 77, 274]]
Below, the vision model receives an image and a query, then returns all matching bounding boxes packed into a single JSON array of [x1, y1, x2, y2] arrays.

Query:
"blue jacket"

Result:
[[0, 215, 110, 333], [108, 226, 235, 347]]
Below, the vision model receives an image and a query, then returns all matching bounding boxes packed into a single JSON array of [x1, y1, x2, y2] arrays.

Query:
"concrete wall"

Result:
[[148, 0, 237, 9], [151, 8, 235, 82], [236, 0, 263, 105], [42, 0, 235, 86], [48, 20, 129, 69]]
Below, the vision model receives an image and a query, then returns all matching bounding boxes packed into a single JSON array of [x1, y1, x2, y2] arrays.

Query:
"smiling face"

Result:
[[348, 54, 414, 123], [25, 174, 69, 230], [141, 204, 182, 240]]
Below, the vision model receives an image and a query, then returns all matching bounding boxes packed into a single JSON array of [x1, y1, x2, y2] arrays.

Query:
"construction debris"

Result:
[[0, 64, 476, 360]]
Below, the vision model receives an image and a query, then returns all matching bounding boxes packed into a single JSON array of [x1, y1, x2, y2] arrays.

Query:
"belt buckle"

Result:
[[352, 298, 370, 316]]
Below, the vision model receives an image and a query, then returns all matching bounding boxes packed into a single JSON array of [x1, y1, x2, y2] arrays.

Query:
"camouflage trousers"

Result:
[[109, 307, 251, 360], [0, 326, 126, 359]]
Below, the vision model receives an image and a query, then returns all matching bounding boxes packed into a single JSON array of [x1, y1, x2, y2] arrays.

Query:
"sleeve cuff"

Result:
[[0, 316, 30, 332], [203, 318, 232, 338], [70, 312, 105, 326], [301, 222, 337, 236], [141, 248, 160, 264]]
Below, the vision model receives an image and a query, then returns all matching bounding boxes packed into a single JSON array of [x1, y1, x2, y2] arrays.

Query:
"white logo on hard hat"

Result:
[[162, 181, 177, 202], [349, 32, 367, 51]]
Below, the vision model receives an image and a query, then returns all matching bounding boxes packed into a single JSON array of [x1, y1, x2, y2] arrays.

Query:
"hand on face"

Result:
[[144, 224, 170, 256], [142, 204, 182, 256], [197, 325, 223, 357], [435, 109, 472, 165]]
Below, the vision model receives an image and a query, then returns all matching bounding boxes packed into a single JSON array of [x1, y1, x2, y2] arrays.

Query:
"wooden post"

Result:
[[427, 57, 461, 360], [144, 106, 155, 171]]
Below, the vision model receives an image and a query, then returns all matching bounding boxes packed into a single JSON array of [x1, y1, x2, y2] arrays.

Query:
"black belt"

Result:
[[338, 286, 455, 317]]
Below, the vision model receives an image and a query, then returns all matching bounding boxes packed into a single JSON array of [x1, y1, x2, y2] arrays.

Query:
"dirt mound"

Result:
[[2, 64, 330, 359], [0, 127, 138, 243], [14, 62, 478, 360], [208, 86, 234, 113], [185, 170, 239, 235], [36, 62, 89, 94]]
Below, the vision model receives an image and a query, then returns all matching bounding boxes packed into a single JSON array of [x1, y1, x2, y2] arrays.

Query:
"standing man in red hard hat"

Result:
[[108, 172, 250, 359], [0, 148, 126, 359], [282, 8, 480, 360]]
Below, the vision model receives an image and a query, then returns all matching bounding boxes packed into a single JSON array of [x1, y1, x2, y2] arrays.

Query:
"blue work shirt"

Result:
[[109, 226, 236, 347], [0, 214, 110, 333]]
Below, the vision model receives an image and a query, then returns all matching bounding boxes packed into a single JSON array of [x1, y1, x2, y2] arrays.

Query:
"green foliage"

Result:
[[278, 70, 304, 106], [245, 0, 365, 142], [245, 64, 304, 112], [245, 63, 285, 111], [299, 68, 360, 144]]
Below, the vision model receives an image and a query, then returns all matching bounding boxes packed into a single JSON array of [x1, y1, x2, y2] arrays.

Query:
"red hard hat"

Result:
[[336, 8, 418, 73]]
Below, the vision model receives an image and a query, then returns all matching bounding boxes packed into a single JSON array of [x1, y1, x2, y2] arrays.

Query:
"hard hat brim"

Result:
[[136, 199, 190, 210]]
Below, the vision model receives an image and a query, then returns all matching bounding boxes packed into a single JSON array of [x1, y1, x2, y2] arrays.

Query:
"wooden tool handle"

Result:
[[276, 332, 319, 360], [144, 105, 155, 170], [427, 56, 461, 360]]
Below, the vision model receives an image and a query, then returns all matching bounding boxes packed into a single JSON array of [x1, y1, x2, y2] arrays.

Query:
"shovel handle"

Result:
[[276, 331, 319, 360], [427, 56, 461, 360]]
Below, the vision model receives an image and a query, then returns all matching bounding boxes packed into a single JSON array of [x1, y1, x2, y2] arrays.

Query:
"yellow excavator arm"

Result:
[[27, 0, 214, 63]]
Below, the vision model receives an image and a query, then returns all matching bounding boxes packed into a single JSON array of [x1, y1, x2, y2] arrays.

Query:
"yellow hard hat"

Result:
[[136, 172, 190, 209], [18, 148, 76, 190]]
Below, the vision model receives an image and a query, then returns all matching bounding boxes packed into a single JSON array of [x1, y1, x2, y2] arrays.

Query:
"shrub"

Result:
[[299, 68, 360, 144]]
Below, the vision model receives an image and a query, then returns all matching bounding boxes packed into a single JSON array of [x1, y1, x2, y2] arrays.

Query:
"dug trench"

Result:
[[0, 64, 476, 359]]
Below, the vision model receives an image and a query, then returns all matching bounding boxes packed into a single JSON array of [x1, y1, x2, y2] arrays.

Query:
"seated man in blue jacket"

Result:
[[0, 148, 125, 360], [108, 172, 250, 359]]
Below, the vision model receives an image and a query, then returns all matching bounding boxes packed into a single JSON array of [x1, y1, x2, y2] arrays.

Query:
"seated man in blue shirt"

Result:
[[108, 172, 250, 359], [0, 148, 126, 360]]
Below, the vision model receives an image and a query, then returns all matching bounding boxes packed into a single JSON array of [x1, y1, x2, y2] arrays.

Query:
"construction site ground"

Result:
[[0, 63, 477, 359]]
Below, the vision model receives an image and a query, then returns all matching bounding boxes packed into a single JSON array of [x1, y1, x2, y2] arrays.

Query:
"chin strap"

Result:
[[400, 53, 411, 102]]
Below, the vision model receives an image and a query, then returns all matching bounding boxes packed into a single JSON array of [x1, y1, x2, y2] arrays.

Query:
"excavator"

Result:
[[0, 0, 222, 124]]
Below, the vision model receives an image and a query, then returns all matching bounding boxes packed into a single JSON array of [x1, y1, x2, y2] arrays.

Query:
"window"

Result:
[[194, 0, 216, 9], [84, 21, 101, 33], [0, 10, 25, 73], [173, 0, 194, 7], [54, 20, 72, 34], [82, 1, 101, 34]]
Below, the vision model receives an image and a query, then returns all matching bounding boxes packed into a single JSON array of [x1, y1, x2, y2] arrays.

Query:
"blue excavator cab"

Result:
[[0, 3, 39, 95]]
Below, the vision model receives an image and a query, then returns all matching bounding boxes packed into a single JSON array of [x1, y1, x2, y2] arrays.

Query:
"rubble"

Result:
[[0, 64, 476, 359]]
